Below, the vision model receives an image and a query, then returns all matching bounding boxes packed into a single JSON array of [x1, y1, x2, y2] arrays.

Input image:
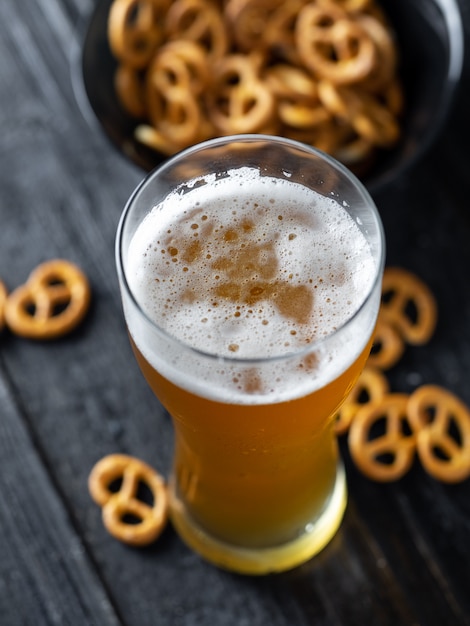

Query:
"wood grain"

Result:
[[1, 0, 470, 624]]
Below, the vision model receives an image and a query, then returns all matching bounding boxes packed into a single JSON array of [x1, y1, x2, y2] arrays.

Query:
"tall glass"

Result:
[[116, 135, 385, 575]]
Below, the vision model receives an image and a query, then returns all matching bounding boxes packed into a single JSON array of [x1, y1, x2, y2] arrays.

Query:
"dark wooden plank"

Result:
[[0, 373, 123, 626]]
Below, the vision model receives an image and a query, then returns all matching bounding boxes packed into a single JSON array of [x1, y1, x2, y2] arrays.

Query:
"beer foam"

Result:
[[125, 167, 379, 404]]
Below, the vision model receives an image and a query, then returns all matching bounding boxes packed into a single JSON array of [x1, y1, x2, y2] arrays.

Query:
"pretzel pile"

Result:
[[336, 267, 470, 484], [107, 0, 403, 171]]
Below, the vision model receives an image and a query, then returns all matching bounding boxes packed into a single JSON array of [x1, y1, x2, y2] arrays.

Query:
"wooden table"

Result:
[[1, 1, 470, 624]]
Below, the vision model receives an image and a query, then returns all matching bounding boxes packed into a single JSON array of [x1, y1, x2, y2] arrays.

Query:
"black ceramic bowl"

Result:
[[76, 0, 464, 194]]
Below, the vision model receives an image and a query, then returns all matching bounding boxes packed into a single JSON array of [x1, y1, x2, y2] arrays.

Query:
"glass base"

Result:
[[169, 463, 347, 575]]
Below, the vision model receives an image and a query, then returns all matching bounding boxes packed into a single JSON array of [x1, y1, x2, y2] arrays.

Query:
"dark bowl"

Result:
[[75, 0, 464, 194]]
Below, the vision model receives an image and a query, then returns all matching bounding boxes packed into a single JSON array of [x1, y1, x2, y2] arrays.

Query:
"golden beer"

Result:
[[117, 136, 384, 574]]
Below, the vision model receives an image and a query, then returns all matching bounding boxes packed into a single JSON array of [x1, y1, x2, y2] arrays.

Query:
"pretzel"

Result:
[[165, 0, 228, 61], [380, 267, 437, 345], [207, 55, 275, 134], [0, 280, 7, 331], [295, 4, 376, 85], [108, 0, 169, 68], [367, 318, 405, 370], [145, 47, 204, 147], [155, 40, 210, 96], [89, 454, 168, 546], [4, 260, 91, 340], [335, 366, 389, 435], [348, 393, 415, 481], [407, 386, 470, 483]]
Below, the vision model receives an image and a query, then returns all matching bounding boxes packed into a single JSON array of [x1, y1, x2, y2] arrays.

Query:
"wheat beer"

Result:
[[117, 136, 384, 574]]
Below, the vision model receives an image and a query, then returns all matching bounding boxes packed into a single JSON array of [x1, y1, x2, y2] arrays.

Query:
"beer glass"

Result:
[[116, 135, 385, 575]]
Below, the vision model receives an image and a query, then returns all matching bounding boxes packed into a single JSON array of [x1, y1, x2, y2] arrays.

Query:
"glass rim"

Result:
[[116, 134, 386, 366]]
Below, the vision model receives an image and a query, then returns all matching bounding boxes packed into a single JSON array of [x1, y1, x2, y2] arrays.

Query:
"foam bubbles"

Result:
[[125, 167, 378, 403]]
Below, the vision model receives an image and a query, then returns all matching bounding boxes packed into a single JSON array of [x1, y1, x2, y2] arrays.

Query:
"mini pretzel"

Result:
[[380, 267, 437, 345], [4, 260, 91, 340], [408, 386, 470, 483], [0, 280, 7, 331], [207, 55, 275, 134], [295, 4, 376, 85], [335, 366, 389, 435], [367, 318, 405, 370], [145, 49, 203, 147], [88, 454, 168, 546], [108, 0, 169, 68], [348, 393, 415, 481], [155, 40, 210, 96], [165, 0, 228, 61]]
